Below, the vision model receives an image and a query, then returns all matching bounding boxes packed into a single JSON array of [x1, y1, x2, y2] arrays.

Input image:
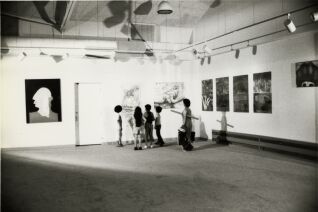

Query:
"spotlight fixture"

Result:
[[200, 57, 205, 66], [235, 49, 240, 59], [192, 48, 198, 56], [18, 52, 27, 61], [203, 45, 212, 54], [284, 13, 296, 33], [207, 56, 211, 64], [252, 45, 257, 55], [310, 11, 318, 22], [157, 1, 173, 14]]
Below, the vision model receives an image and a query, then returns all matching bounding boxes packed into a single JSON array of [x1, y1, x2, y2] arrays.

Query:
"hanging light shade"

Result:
[[284, 13, 296, 33], [157, 1, 173, 14]]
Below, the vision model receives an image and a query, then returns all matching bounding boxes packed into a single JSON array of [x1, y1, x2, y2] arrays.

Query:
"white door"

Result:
[[75, 83, 103, 145]]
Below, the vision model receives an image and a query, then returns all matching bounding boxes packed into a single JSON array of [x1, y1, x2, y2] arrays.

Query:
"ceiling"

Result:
[[1, 0, 318, 59], [1, 0, 215, 29]]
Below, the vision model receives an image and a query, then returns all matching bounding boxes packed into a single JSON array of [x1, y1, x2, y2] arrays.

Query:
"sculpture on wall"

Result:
[[154, 82, 184, 109], [253, 72, 272, 113], [216, 77, 229, 111], [296, 60, 318, 87], [233, 75, 249, 112], [202, 79, 213, 111], [25, 79, 62, 123]]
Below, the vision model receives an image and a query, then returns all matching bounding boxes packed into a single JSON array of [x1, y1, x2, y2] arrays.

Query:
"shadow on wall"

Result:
[[1, 16, 19, 36], [210, 0, 221, 8], [199, 117, 208, 140], [315, 32, 318, 144], [315, 32, 318, 57], [33, 1, 67, 31], [216, 111, 235, 145]]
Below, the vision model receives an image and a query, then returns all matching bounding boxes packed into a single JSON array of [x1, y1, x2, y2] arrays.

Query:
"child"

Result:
[[133, 106, 143, 150], [182, 99, 192, 144], [114, 105, 123, 147], [154, 106, 165, 146], [143, 104, 154, 148]]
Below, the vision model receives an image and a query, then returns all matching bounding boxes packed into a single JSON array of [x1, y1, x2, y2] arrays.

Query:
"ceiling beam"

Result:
[[59, 1, 77, 32], [1, 12, 55, 27]]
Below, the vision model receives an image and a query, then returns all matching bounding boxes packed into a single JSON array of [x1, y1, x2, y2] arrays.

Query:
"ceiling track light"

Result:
[[252, 45, 257, 55], [18, 52, 27, 61], [157, 1, 173, 14], [310, 11, 318, 22], [235, 49, 240, 59], [203, 45, 212, 54], [284, 13, 296, 33]]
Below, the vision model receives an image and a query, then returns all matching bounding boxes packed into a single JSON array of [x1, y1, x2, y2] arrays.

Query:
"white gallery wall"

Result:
[[1, 32, 318, 147], [192, 30, 318, 143], [1, 55, 196, 148]]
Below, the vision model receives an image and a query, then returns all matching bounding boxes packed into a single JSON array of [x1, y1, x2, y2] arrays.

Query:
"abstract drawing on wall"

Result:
[[122, 85, 141, 113], [154, 82, 184, 109], [202, 79, 213, 111], [233, 75, 249, 112], [253, 72, 272, 113], [25, 79, 62, 123], [121, 84, 141, 143], [296, 60, 318, 87], [216, 77, 229, 111]]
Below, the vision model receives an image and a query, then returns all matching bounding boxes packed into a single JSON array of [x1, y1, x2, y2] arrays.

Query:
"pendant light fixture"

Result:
[[157, 1, 173, 14]]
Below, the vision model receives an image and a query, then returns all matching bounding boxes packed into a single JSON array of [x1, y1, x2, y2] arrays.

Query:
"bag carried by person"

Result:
[[178, 129, 193, 151]]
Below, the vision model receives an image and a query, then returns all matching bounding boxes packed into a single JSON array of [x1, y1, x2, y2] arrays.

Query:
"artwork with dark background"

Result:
[[253, 72, 271, 113], [233, 75, 249, 112], [296, 60, 318, 87], [216, 77, 229, 111], [154, 82, 184, 109], [25, 79, 62, 123], [202, 79, 213, 111]]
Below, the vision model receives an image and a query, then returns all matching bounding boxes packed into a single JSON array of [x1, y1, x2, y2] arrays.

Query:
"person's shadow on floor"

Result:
[[193, 142, 228, 151]]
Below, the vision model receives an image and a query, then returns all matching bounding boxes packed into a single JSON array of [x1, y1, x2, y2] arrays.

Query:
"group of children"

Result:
[[114, 98, 193, 151], [114, 104, 165, 150]]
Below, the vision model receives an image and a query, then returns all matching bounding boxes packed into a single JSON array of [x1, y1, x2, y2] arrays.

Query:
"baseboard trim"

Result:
[[212, 130, 318, 159]]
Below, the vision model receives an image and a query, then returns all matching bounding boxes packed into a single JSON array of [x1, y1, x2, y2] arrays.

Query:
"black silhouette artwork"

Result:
[[25, 79, 62, 123]]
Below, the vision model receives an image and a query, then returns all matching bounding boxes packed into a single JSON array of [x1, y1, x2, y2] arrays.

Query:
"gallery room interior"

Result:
[[1, 0, 318, 211]]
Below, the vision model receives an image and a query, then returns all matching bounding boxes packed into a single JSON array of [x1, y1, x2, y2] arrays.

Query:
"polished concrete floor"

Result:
[[1, 140, 317, 212]]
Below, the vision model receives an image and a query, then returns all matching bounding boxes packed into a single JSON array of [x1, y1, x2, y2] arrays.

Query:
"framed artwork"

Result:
[[296, 60, 318, 87], [154, 82, 184, 109], [202, 79, 213, 111], [216, 77, 229, 111], [233, 75, 249, 112], [122, 85, 140, 114], [25, 79, 62, 123], [253, 72, 272, 113]]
